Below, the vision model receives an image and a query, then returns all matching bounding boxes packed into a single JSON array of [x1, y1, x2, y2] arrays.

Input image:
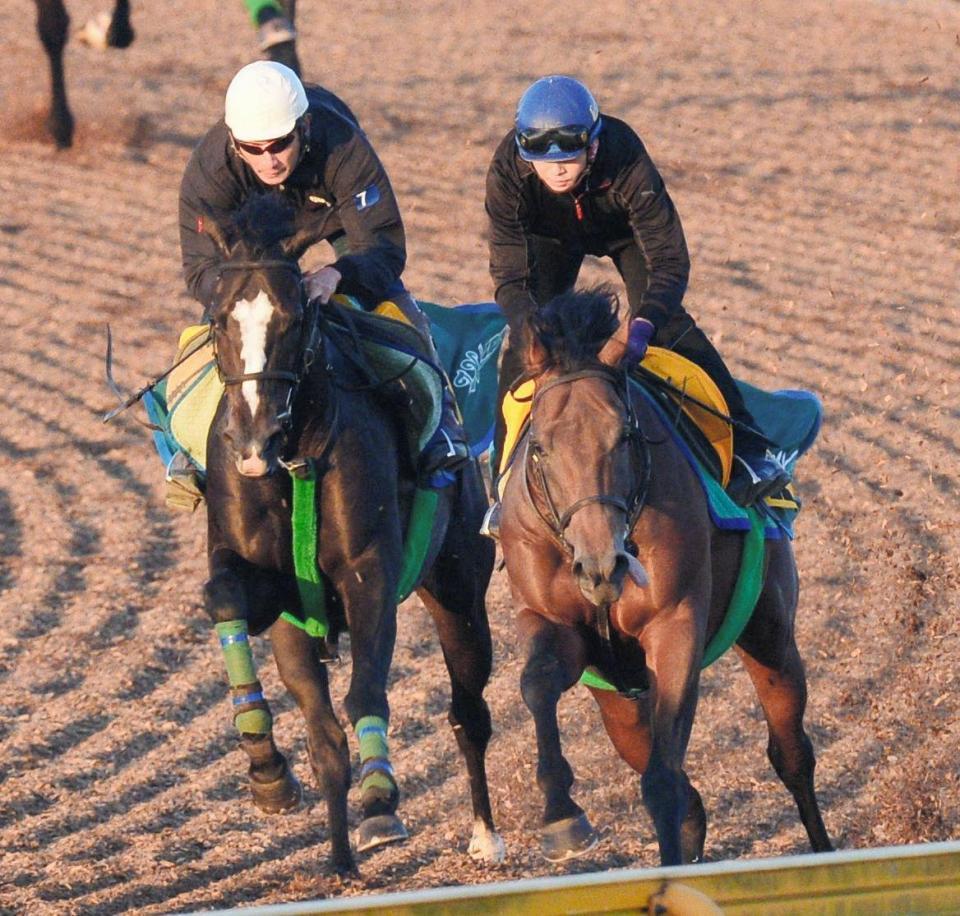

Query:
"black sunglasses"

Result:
[[517, 125, 591, 156], [233, 129, 298, 157]]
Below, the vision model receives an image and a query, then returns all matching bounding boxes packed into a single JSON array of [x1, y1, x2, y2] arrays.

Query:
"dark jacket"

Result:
[[179, 85, 405, 311], [485, 115, 690, 332]]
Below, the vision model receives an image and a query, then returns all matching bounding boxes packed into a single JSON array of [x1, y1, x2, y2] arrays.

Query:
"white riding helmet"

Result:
[[224, 61, 308, 142]]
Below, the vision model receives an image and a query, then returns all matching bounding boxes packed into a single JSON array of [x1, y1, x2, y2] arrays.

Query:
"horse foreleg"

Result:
[[640, 609, 703, 867], [518, 608, 597, 862], [592, 687, 707, 863], [737, 640, 833, 853], [337, 568, 407, 853], [35, 0, 73, 147], [270, 618, 354, 874], [418, 573, 504, 864], [205, 559, 301, 815]]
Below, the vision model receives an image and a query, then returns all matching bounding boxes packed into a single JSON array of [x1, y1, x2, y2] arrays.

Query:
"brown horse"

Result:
[[499, 286, 833, 866]]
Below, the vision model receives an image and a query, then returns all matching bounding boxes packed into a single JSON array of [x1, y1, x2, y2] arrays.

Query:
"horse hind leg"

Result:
[[36, 0, 74, 147], [75, 0, 133, 49], [737, 638, 833, 853], [106, 0, 134, 48], [270, 619, 355, 874]]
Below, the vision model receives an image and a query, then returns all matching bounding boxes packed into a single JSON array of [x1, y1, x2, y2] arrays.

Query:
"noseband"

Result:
[[526, 367, 650, 552], [212, 259, 321, 432]]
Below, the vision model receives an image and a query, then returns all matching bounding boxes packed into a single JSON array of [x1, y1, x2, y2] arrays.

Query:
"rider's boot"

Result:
[[387, 291, 470, 486], [727, 448, 790, 507], [419, 388, 471, 486]]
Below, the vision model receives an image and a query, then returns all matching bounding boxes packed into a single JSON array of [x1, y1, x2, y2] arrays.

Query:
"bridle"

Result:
[[211, 258, 322, 434], [525, 366, 651, 554]]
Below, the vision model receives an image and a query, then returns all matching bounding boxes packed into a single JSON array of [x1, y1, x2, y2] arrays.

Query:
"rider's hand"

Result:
[[622, 317, 655, 368], [303, 265, 342, 304]]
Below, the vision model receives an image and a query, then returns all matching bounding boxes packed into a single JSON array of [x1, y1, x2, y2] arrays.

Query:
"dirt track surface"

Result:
[[2, 1, 959, 912]]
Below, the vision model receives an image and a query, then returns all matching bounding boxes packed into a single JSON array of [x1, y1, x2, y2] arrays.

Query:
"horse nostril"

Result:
[[571, 560, 584, 581], [612, 553, 630, 582]]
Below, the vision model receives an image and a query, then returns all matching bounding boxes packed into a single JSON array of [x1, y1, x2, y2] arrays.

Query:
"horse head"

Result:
[[201, 194, 324, 477], [520, 286, 647, 607]]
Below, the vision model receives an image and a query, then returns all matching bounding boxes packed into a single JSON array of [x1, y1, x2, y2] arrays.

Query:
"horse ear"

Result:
[[280, 226, 328, 261], [597, 297, 630, 367], [519, 320, 549, 375], [198, 204, 234, 256]]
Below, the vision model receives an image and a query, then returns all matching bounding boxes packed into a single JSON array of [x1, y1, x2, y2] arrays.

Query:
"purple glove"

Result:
[[623, 317, 655, 367]]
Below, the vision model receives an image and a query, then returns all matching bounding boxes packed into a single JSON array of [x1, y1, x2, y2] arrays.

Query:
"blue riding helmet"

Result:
[[514, 75, 602, 162]]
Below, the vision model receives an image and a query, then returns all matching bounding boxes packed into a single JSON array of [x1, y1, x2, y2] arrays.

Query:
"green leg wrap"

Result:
[[242, 0, 284, 25], [356, 716, 395, 796], [216, 620, 272, 736], [356, 715, 389, 759], [233, 692, 272, 736], [216, 620, 257, 685]]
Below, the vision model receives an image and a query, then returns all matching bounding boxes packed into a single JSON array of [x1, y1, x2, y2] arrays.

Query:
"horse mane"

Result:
[[229, 193, 297, 256], [529, 285, 621, 373]]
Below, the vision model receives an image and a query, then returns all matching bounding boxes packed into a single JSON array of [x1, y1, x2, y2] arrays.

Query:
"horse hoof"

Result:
[[250, 765, 303, 814], [468, 821, 506, 864], [75, 12, 112, 50], [355, 814, 409, 853], [541, 813, 598, 862]]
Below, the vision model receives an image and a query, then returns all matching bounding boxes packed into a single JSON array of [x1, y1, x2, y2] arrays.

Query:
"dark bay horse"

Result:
[[499, 286, 833, 866], [34, 0, 134, 147], [197, 194, 502, 873]]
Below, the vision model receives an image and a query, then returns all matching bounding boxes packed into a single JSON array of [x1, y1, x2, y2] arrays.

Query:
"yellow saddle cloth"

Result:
[[164, 295, 442, 473], [497, 347, 734, 497]]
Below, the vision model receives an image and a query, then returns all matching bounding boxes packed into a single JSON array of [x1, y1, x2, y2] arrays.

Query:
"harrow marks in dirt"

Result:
[[1, 0, 958, 912]]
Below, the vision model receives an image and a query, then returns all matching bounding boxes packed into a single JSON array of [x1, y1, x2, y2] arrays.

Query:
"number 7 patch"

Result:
[[354, 185, 381, 211]]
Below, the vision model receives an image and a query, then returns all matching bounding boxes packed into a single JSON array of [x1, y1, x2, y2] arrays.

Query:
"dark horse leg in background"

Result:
[[414, 467, 502, 859], [34, 0, 134, 148]]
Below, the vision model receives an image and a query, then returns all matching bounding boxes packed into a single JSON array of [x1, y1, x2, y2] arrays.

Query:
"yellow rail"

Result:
[[193, 841, 960, 915]]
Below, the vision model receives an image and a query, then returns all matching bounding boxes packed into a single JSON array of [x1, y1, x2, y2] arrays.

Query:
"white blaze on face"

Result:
[[231, 291, 274, 419]]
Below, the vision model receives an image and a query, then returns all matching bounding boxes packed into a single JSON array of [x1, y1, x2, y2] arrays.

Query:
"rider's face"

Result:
[[234, 129, 302, 186], [531, 151, 589, 194]]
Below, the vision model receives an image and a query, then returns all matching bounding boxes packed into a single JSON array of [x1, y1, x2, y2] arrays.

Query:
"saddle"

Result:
[[496, 347, 735, 500]]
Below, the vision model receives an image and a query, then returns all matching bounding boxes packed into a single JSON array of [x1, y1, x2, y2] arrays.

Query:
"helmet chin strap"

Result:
[[572, 139, 601, 192], [293, 116, 311, 171]]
